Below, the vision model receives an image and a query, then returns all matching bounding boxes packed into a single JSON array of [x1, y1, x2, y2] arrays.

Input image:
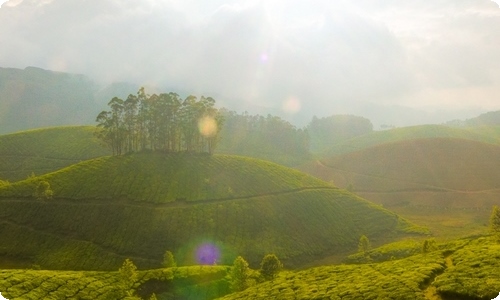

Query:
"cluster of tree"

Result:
[[95, 88, 224, 155], [230, 254, 283, 292], [307, 115, 373, 153], [218, 110, 310, 164]]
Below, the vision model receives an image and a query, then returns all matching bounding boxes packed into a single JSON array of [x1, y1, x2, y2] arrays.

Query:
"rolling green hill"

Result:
[[2, 236, 498, 300], [0, 126, 110, 182], [217, 235, 500, 300], [0, 153, 423, 271], [326, 124, 500, 157], [0, 265, 230, 300], [298, 137, 500, 238], [0, 152, 328, 201]]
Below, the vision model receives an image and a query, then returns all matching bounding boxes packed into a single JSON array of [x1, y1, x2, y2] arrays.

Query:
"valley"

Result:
[[1, 113, 500, 299]]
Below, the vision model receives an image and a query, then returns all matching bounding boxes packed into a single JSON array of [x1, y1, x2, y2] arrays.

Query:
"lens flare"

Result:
[[195, 243, 220, 265], [282, 96, 301, 114], [198, 116, 217, 137]]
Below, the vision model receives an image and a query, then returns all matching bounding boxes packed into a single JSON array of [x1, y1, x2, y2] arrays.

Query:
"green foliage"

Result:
[[490, 205, 500, 237], [422, 238, 438, 254], [0, 153, 329, 202], [217, 111, 311, 166], [358, 235, 371, 254], [432, 237, 500, 299], [326, 124, 500, 157], [34, 180, 53, 200], [162, 250, 177, 268], [219, 252, 446, 300], [0, 187, 420, 271], [119, 258, 138, 289], [346, 239, 422, 263], [259, 254, 283, 281], [0, 266, 230, 300], [0, 126, 111, 182], [96, 88, 224, 155], [230, 256, 250, 292], [308, 114, 373, 153]]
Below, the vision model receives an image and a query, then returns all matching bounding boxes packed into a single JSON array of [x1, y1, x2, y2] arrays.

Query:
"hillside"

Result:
[[0, 153, 328, 201], [217, 236, 500, 300], [0, 126, 110, 182], [298, 137, 500, 238], [326, 124, 500, 157], [1, 236, 498, 299], [0, 153, 422, 271], [0, 265, 230, 300]]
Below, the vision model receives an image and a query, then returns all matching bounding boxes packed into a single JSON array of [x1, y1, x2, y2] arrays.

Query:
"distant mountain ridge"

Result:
[[0, 66, 139, 134]]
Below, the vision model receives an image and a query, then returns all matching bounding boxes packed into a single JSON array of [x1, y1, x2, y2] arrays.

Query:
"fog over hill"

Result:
[[1, 0, 500, 129]]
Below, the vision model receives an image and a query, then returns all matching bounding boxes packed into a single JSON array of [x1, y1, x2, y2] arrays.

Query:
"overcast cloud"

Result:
[[1, 0, 500, 126]]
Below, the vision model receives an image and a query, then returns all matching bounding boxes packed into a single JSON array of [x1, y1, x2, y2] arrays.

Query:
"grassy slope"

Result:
[[326, 124, 500, 157], [0, 152, 328, 202], [0, 126, 110, 182], [298, 137, 500, 239], [0, 265, 230, 300], [2, 236, 498, 300], [0, 189, 420, 271], [0, 153, 422, 270], [218, 236, 500, 300]]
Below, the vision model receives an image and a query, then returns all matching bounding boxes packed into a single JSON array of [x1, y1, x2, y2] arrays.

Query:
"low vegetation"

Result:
[[0, 153, 328, 202], [218, 236, 500, 300], [325, 124, 500, 157], [0, 186, 421, 270], [0, 265, 230, 300], [298, 137, 500, 239], [0, 126, 110, 181]]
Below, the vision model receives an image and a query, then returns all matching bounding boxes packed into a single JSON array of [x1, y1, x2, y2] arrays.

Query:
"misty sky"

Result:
[[1, 0, 500, 126]]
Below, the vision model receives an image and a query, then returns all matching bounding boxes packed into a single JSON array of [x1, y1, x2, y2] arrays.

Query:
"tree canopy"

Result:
[[307, 114, 373, 153], [95, 88, 224, 155]]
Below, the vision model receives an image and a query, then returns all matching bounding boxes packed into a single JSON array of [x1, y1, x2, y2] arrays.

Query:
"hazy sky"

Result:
[[1, 0, 500, 126]]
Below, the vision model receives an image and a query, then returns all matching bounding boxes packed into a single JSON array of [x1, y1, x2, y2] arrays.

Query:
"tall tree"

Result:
[[230, 256, 250, 292]]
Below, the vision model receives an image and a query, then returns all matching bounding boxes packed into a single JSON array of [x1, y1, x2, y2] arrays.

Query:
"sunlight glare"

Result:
[[195, 243, 220, 265], [282, 96, 301, 114], [198, 116, 217, 137]]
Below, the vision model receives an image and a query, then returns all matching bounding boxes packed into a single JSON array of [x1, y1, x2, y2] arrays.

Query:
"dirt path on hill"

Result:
[[0, 186, 339, 208]]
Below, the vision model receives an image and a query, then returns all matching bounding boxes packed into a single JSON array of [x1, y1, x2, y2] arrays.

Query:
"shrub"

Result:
[[163, 251, 177, 268], [34, 180, 53, 200], [358, 235, 371, 254], [119, 258, 138, 289], [260, 254, 283, 281], [422, 238, 438, 254], [230, 256, 250, 292]]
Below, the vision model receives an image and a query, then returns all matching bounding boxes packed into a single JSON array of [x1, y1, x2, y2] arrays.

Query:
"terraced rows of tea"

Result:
[[0, 153, 329, 202], [0, 126, 110, 182], [218, 236, 500, 300], [2, 236, 498, 300], [0, 265, 230, 300], [325, 124, 500, 156], [0, 188, 421, 270]]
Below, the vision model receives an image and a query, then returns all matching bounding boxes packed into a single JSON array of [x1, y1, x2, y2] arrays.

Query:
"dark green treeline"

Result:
[[95, 88, 224, 155]]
